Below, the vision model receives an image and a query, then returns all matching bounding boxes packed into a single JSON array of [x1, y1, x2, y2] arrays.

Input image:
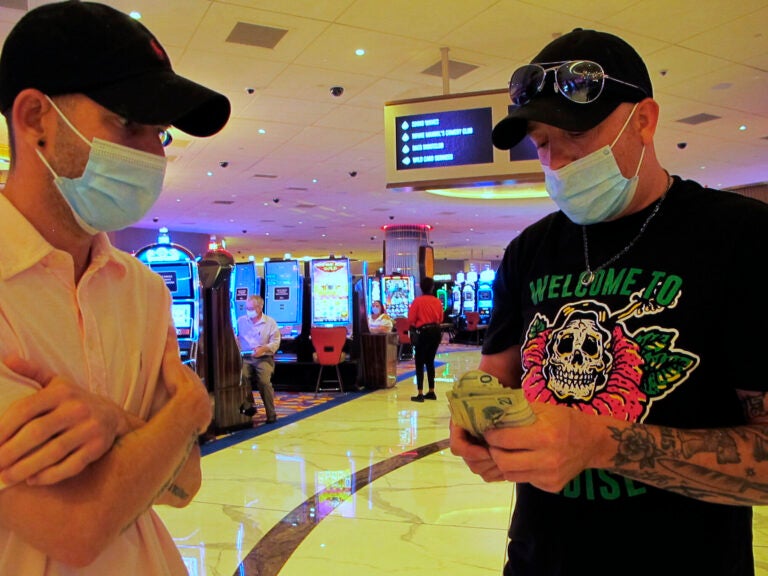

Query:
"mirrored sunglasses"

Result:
[[159, 129, 173, 147], [508, 60, 647, 107]]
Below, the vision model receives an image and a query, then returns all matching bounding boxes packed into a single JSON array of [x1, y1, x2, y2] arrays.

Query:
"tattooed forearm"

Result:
[[151, 432, 199, 504], [120, 432, 200, 534], [744, 394, 768, 420], [606, 424, 768, 505]]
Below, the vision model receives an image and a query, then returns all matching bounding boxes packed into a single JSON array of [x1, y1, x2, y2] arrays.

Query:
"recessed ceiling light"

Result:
[[355, 48, 365, 56], [129, 11, 141, 19]]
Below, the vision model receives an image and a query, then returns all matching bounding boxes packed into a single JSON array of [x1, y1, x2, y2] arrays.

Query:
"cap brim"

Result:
[[85, 69, 231, 137], [492, 91, 619, 150]]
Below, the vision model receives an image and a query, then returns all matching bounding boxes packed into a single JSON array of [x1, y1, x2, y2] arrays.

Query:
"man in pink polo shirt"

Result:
[[0, 2, 230, 574]]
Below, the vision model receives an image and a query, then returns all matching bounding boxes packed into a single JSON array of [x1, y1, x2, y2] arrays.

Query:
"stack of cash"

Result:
[[447, 370, 535, 438]]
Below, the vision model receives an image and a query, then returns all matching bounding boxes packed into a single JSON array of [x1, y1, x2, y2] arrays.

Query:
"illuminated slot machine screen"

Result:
[[477, 285, 493, 315], [171, 302, 194, 338], [368, 276, 382, 312], [462, 284, 476, 312], [151, 262, 195, 300], [451, 285, 462, 315], [231, 261, 260, 323], [264, 259, 303, 337], [310, 258, 352, 328], [381, 275, 414, 319]]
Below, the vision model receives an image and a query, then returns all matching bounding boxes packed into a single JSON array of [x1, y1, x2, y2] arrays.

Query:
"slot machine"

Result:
[[476, 268, 496, 324], [231, 259, 262, 329], [433, 273, 455, 320], [436, 283, 449, 312], [451, 280, 463, 316], [367, 274, 383, 315], [264, 259, 304, 339], [310, 257, 353, 336], [381, 274, 415, 319], [135, 229, 200, 365], [462, 270, 477, 313]]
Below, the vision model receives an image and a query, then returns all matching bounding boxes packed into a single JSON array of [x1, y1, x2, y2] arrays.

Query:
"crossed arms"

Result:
[[0, 327, 211, 567]]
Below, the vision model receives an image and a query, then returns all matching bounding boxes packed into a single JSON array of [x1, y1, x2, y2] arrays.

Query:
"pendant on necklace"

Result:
[[579, 270, 595, 286]]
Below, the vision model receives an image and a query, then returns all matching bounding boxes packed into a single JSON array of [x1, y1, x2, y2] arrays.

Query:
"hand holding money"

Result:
[[447, 370, 535, 439]]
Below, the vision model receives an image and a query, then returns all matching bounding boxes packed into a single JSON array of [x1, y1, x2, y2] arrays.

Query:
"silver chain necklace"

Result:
[[579, 175, 672, 287]]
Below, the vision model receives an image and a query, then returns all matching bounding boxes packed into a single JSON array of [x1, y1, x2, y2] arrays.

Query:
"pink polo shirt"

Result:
[[0, 195, 187, 575]]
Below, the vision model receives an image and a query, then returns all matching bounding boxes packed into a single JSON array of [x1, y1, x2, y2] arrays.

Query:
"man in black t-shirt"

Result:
[[450, 28, 768, 576]]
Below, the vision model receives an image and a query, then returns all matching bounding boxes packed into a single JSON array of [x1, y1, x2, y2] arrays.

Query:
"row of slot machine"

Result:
[[363, 269, 496, 327], [435, 268, 496, 325], [235, 257, 355, 339], [134, 232, 358, 362], [134, 230, 497, 359]]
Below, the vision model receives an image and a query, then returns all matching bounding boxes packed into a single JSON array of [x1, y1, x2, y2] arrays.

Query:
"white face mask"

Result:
[[543, 103, 644, 225], [246, 310, 258, 319], [36, 96, 167, 234]]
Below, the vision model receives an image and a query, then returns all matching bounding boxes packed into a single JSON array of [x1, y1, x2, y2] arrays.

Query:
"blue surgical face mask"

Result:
[[543, 103, 644, 225], [36, 96, 167, 234]]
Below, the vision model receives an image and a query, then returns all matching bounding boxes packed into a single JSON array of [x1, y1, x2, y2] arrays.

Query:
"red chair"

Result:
[[394, 317, 412, 361], [310, 326, 348, 395], [464, 311, 486, 345]]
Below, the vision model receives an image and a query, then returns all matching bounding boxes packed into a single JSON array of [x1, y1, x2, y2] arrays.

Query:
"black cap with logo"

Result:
[[0, 0, 230, 137], [492, 29, 652, 150]]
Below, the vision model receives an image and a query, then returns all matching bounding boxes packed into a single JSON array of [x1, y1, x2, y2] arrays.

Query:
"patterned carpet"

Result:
[[201, 340, 481, 454], [243, 390, 343, 425]]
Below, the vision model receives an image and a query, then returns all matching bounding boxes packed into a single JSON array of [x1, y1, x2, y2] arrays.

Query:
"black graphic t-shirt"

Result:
[[484, 178, 768, 576]]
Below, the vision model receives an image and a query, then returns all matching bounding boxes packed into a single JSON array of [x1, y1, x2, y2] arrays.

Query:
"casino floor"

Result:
[[156, 346, 768, 576]]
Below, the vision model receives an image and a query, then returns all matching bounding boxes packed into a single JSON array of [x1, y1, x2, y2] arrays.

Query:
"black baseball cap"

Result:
[[492, 29, 652, 150], [0, 0, 230, 137]]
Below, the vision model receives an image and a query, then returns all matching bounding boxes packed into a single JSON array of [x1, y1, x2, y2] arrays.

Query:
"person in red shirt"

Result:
[[407, 277, 444, 402]]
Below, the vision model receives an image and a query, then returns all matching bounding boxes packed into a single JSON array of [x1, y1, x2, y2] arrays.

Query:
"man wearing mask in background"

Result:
[[0, 1, 230, 574], [237, 294, 281, 423], [450, 28, 768, 575]]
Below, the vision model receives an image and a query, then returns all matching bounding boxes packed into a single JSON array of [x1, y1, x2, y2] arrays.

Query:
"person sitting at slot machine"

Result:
[[368, 300, 394, 334], [237, 295, 281, 423]]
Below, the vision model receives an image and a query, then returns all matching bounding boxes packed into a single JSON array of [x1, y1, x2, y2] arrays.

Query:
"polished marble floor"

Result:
[[157, 346, 768, 576]]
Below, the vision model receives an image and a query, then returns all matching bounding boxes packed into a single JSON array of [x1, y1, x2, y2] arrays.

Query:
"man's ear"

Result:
[[634, 97, 659, 145], [11, 89, 53, 151]]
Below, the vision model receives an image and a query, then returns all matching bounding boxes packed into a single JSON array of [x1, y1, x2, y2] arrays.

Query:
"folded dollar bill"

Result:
[[447, 370, 535, 437]]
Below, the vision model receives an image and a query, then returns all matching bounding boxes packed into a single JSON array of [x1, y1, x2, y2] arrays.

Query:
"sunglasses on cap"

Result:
[[508, 60, 648, 107]]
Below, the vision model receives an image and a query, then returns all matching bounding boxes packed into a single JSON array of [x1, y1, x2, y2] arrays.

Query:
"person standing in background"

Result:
[[237, 295, 281, 423], [407, 277, 444, 402], [0, 1, 230, 574]]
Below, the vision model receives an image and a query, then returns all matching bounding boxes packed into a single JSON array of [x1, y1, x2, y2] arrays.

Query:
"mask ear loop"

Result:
[[610, 102, 645, 177], [35, 145, 58, 179], [610, 102, 639, 148], [44, 95, 92, 148]]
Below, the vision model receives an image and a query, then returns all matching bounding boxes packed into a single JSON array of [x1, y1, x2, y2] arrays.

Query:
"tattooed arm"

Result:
[[476, 387, 768, 506], [593, 388, 768, 505]]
